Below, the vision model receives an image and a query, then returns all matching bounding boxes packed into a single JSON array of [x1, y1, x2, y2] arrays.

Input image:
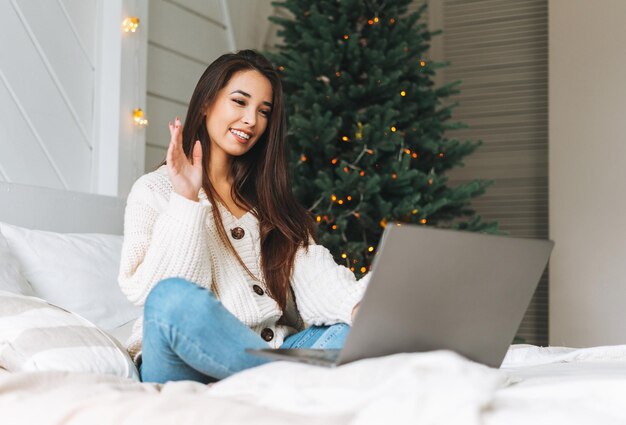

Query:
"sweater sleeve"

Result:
[[117, 176, 212, 306], [290, 244, 371, 326]]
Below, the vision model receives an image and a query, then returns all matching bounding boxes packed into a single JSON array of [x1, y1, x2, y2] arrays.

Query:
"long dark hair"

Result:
[[160, 50, 317, 310]]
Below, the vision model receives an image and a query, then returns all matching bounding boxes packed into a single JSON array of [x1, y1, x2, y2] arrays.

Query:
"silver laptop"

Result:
[[247, 224, 554, 368]]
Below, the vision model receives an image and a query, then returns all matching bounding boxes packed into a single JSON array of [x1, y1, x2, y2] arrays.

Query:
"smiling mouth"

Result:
[[229, 128, 251, 143]]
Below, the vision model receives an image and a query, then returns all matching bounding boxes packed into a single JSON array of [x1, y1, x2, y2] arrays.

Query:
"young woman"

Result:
[[118, 50, 369, 384]]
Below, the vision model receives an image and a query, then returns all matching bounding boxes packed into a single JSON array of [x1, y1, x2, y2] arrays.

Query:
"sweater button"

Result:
[[261, 328, 274, 342], [231, 227, 245, 239], [253, 284, 264, 296]]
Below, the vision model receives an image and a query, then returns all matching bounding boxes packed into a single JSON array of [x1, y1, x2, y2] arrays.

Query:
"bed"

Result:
[[1, 181, 626, 425]]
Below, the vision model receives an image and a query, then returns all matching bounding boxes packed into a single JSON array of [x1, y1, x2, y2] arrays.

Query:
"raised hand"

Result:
[[167, 117, 204, 202]]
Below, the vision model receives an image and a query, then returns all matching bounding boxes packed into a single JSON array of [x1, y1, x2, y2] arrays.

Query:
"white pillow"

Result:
[[0, 290, 138, 380], [0, 222, 141, 330], [0, 229, 33, 295]]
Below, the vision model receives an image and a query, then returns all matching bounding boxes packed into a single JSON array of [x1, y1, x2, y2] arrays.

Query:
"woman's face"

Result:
[[205, 69, 273, 158]]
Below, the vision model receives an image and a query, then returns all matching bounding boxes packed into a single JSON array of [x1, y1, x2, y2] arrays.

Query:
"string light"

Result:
[[374, 17, 379, 23], [332, 224, 338, 230], [391, 173, 397, 179], [300, 154, 307, 161], [316, 216, 322, 222], [278, 65, 285, 71], [331, 158, 338, 165], [353, 212, 360, 218], [428, 179, 433, 185], [368, 246, 374, 252], [404, 148, 411, 154], [343, 166, 349, 173], [335, 71, 342, 77], [420, 218, 427, 224], [380, 218, 387, 228], [391, 126, 397, 132], [359, 171, 365, 176], [438, 152, 445, 158], [342, 136, 349, 142], [331, 194, 337, 202], [347, 195, 352, 201], [132, 108, 148, 127], [355, 122, 364, 140], [419, 60, 426, 67], [341, 253, 348, 259], [351, 267, 355, 272], [338, 199, 344, 205], [412, 209, 419, 214], [368, 19, 374, 25], [412, 153, 418, 158], [390, 18, 396, 24], [360, 267, 367, 273], [343, 34, 349, 40], [400, 90, 406, 96], [122, 17, 140, 33]]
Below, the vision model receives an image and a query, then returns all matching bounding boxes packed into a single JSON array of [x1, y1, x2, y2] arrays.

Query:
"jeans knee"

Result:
[[144, 277, 218, 324], [145, 278, 194, 318]]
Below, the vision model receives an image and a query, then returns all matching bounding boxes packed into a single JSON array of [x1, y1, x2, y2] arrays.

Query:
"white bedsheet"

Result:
[[1, 345, 626, 425]]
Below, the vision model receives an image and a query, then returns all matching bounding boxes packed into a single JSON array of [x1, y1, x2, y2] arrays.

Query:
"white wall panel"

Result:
[[169, 0, 223, 21], [146, 94, 187, 149], [0, 1, 92, 191], [147, 44, 207, 105], [60, 0, 98, 66], [0, 74, 65, 189], [145, 144, 166, 171], [15, 0, 94, 141], [149, 0, 228, 63]]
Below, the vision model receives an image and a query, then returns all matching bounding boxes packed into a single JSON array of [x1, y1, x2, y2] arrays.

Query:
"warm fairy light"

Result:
[[400, 90, 406, 96], [132, 108, 148, 127], [368, 246, 374, 252], [439, 152, 445, 158], [360, 267, 367, 273], [420, 218, 427, 224], [396, 223, 402, 227], [367, 149, 374, 155], [368, 19, 374, 25], [353, 212, 360, 218], [343, 34, 349, 40], [347, 195, 352, 201], [341, 253, 348, 259], [278, 65, 285, 71], [332, 225, 338, 230], [374, 17, 379, 23], [404, 148, 411, 154], [301, 154, 307, 161], [123, 17, 140, 33], [343, 166, 349, 173], [335, 71, 341, 77], [331, 194, 337, 202], [351, 267, 355, 272], [412, 209, 418, 214], [316, 216, 322, 222], [391, 126, 397, 132], [419, 60, 426, 67], [342, 136, 349, 141], [380, 218, 387, 228], [338, 199, 344, 205], [428, 179, 433, 185], [331, 158, 338, 165], [412, 153, 418, 158], [391, 173, 397, 179], [390, 18, 396, 24], [359, 171, 365, 176]]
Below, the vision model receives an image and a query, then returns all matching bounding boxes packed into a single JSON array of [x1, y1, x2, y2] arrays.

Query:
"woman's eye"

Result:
[[260, 110, 270, 117], [232, 99, 245, 106]]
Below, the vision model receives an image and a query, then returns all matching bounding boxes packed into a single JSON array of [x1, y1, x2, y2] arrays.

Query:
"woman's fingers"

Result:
[[192, 140, 202, 166]]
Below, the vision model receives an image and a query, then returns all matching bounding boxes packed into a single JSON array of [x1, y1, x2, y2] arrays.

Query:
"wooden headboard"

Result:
[[0, 182, 125, 234]]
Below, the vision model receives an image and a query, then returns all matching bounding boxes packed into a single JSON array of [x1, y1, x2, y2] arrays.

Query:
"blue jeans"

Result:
[[140, 278, 351, 384]]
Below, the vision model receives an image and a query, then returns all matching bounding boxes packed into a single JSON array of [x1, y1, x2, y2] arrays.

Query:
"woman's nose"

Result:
[[242, 108, 256, 126]]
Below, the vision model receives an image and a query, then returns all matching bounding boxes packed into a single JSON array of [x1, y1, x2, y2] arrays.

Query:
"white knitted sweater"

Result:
[[118, 166, 369, 359]]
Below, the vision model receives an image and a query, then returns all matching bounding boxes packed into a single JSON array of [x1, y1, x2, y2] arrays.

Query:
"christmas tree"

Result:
[[268, 0, 498, 277]]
